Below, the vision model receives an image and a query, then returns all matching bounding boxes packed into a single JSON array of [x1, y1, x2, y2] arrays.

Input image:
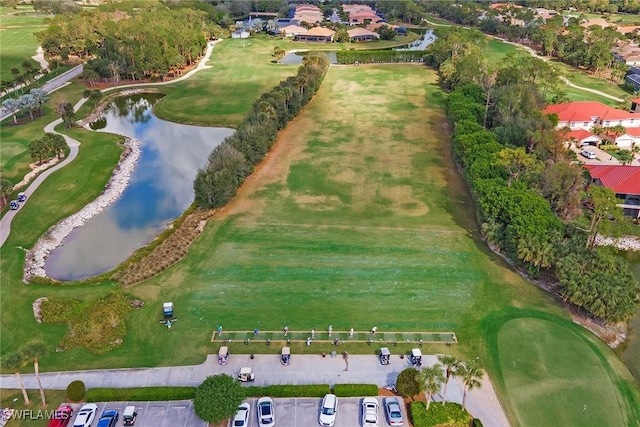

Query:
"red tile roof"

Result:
[[567, 129, 596, 140], [632, 98, 640, 104], [626, 127, 640, 136], [302, 27, 336, 37], [585, 165, 640, 195], [544, 101, 639, 123]]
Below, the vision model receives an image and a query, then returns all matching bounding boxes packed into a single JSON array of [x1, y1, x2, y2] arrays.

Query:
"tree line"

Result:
[[35, 2, 224, 84], [337, 50, 424, 64], [194, 55, 330, 208], [429, 27, 638, 323]]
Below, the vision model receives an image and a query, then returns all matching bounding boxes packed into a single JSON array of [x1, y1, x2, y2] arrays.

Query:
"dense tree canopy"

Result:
[[194, 374, 244, 423]]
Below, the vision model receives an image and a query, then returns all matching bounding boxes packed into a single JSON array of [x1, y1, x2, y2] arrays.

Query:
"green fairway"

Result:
[[0, 6, 47, 82], [497, 318, 628, 426]]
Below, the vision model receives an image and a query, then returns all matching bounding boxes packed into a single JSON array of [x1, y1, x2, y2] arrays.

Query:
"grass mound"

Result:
[[41, 289, 133, 353]]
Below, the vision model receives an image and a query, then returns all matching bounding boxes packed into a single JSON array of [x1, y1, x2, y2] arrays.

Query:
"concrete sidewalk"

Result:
[[0, 354, 509, 427]]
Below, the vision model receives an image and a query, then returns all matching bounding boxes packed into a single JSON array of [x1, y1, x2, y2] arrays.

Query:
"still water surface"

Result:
[[45, 94, 234, 280]]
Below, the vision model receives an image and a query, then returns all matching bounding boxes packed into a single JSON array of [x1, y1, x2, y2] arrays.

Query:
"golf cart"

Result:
[[410, 348, 422, 367], [379, 347, 391, 365], [17, 192, 26, 202], [281, 347, 291, 365], [9, 200, 18, 210], [163, 302, 174, 319], [218, 346, 229, 365], [122, 406, 137, 426], [237, 366, 255, 382]]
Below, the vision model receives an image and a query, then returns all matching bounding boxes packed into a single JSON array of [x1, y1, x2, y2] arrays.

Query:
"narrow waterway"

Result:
[[44, 94, 234, 280]]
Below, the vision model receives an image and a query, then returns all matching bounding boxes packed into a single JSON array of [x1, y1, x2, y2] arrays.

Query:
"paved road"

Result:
[[0, 354, 510, 427]]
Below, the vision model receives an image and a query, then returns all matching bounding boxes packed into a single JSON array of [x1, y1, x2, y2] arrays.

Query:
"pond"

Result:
[[44, 94, 234, 280]]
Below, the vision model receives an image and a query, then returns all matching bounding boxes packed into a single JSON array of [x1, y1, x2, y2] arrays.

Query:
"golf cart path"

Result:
[[0, 354, 509, 427], [0, 40, 219, 247], [423, 19, 623, 102]]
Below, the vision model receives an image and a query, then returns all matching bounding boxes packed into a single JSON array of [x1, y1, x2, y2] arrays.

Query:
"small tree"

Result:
[[417, 364, 444, 411], [438, 354, 460, 405], [1, 352, 30, 405], [458, 362, 484, 410], [20, 341, 48, 407], [1, 179, 14, 207], [194, 374, 244, 424], [396, 367, 420, 400], [66, 380, 86, 402]]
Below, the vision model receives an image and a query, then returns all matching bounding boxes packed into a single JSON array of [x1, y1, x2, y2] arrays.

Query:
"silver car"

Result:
[[257, 397, 275, 427], [72, 404, 98, 427], [383, 397, 404, 426]]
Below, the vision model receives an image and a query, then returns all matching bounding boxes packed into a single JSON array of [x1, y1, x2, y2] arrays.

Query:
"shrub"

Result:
[[194, 375, 244, 423], [396, 368, 420, 399], [333, 384, 378, 397], [472, 418, 484, 427], [410, 401, 470, 427], [67, 380, 86, 402], [244, 384, 330, 398], [86, 387, 196, 402]]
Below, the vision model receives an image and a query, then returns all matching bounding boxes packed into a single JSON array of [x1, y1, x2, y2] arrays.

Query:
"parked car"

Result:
[[319, 393, 338, 426], [72, 404, 98, 427], [581, 150, 597, 159], [122, 406, 137, 426], [383, 397, 404, 426], [233, 402, 250, 427], [48, 405, 73, 427], [256, 397, 275, 427], [96, 409, 118, 427], [361, 397, 379, 426]]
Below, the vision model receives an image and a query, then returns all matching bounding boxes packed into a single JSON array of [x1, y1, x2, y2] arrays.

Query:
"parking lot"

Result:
[[89, 400, 206, 427], [228, 397, 409, 427]]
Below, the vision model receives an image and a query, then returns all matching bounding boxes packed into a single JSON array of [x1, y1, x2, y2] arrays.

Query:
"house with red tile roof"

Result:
[[544, 101, 640, 148], [566, 129, 600, 147], [585, 164, 640, 218]]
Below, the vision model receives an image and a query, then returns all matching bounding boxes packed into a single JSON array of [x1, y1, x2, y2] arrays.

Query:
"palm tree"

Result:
[[458, 362, 484, 410], [417, 363, 444, 411], [438, 355, 460, 405], [1, 179, 14, 207], [20, 341, 47, 407], [1, 352, 30, 405]]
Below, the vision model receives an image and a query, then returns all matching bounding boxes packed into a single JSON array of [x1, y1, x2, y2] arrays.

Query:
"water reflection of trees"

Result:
[[108, 94, 164, 124], [90, 117, 107, 130]]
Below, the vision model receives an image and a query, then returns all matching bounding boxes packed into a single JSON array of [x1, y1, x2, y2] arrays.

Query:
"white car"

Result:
[[580, 149, 597, 159], [256, 397, 275, 427], [233, 402, 250, 427], [319, 394, 338, 426], [361, 397, 379, 426], [72, 404, 98, 427]]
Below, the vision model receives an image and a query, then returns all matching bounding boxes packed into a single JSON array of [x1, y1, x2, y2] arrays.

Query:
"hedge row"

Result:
[[337, 50, 424, 64], [409, 401, 471, 427], [244, 384, 330, 398], [194, 54, 330, 208], [86, 387, 196, 402], [333, 384, 378, 397]]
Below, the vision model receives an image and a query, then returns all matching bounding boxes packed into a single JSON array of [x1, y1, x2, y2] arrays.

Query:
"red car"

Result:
[[48, 405, 73, 427]]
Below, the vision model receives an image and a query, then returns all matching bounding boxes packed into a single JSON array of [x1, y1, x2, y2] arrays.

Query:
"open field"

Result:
[[153, 34, 419, 128], [0, 5, 47, 82]]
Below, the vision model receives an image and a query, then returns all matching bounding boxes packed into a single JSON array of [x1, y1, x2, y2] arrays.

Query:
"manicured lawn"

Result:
[[1, 389, 69, 427], [153, 34, 420, 128], [488, 312, 640, 427], [485, 38, 519, 67], [0, 6, 47, 82]]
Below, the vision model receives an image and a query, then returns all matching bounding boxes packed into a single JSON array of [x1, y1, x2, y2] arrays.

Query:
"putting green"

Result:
[[498, 318, 626, 427]]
